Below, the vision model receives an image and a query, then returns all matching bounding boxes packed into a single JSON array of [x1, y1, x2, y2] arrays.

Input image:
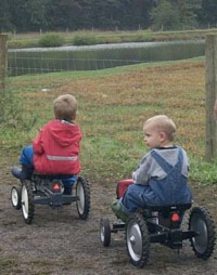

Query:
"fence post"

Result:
[[0, 34, 8, 91], [205, 35, 217, 161]]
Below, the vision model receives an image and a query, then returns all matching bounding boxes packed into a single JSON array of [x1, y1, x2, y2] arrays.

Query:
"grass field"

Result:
[[1, 58, 217, 185], [7, 28, 217, 48]]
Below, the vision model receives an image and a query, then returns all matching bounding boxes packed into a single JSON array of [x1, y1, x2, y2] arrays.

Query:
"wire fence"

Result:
[[8, 55, 142, 76], [2, 35, 217, 161], [7, 40, 205, 78]]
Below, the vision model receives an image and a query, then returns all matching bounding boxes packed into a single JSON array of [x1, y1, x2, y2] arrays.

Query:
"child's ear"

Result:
[[159, 131, 166, 141]]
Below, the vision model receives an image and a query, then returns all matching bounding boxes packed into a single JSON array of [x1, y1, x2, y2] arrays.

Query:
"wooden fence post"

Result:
[[205, 35, 217, 161], [0, 34, 8, 91]]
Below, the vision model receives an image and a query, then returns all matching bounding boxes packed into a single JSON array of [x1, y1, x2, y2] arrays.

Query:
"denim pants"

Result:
[[121, 183, 156, 213], [19, 145, 77, 194], [20, 145, 34, 168]]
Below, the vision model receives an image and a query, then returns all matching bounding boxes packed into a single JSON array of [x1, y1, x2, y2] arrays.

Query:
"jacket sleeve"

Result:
[[181, 147, 189, 176], [32, 129, 44, 155], [132, 152, 153, 185]]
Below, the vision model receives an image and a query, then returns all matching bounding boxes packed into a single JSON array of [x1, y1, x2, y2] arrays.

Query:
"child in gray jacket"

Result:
[[112, 115, 192, 222]]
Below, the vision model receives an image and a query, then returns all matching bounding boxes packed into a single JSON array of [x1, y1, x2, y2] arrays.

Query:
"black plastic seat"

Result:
[[145, 203, 192, 213], [32, 173, 75, 180]]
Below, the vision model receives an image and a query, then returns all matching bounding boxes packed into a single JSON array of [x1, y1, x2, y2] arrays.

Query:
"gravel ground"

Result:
[[0, 164, 216, 275]]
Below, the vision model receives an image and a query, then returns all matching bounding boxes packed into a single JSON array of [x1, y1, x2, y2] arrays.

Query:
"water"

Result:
[[8, 40, 205, 76]]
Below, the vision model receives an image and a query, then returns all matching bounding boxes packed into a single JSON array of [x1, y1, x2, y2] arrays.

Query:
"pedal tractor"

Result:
[[100, 179, 216, 268], [11, 174, 90, 224]]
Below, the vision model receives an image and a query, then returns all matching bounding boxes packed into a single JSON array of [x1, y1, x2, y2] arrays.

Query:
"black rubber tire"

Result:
[[11, 186, 22, 210], [21, 181, 35, 224], [126, 213, 150, 268], [100, 218, 111, 247], [76, 176, 90, 220], [188, 206, 216, 260]]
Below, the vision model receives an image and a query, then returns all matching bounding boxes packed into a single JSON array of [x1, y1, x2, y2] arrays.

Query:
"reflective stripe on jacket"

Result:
[[33, 119, 82, 175]]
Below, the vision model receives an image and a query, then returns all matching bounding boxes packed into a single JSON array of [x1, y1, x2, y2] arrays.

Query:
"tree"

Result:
[[24, 0, 50, 31], [175, 0, 202, 29], [0, 0, 215, 32], [151, 0, 180, 31], [151, 0, 203, 31], [0, 0, 13, 31], [122, 0, 154, 29], [7, 0, 29, 32], [200, 0, 217, 27]]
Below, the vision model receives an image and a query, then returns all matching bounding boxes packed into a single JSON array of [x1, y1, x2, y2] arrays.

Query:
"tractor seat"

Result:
[[145, 203, 192, 213], [32, 173, 76, 180]]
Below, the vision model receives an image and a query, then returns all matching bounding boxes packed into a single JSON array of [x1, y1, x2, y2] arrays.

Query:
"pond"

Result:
[[8, 40, 205, 76]]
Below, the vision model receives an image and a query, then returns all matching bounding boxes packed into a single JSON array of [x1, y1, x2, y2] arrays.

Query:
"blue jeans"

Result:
[[121, 184, 156, 213], [20, 145, 34, 167], [19, 145, 77, 194]]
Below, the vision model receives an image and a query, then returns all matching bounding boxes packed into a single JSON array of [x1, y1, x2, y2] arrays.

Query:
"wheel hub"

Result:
[[191, 216, 208, 253], [127, 222, 143, 261], [129, 235, 136, 245], [12, 190, 18, 205]]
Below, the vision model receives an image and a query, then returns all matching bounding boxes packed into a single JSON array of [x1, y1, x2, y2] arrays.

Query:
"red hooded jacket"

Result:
[[33, 119, 82, 175]]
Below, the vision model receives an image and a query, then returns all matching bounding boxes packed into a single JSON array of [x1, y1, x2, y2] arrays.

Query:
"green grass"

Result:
[[6, 28, 217, 48], [1, 59, 217, 185]]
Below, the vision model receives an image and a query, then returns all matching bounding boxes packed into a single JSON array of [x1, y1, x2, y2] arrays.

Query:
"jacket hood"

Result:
[[47, 120, 81, 147]]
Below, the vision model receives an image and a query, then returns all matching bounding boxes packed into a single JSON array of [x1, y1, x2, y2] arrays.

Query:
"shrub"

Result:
[[38, 33, 64, 47], [73, 34, 97, 45], [8, 39, 39, 49]]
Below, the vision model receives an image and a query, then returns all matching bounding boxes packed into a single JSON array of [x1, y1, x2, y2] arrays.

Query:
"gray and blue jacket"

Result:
[[132, 146, 192, 205]]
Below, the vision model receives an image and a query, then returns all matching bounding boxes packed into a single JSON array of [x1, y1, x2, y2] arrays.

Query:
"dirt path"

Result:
[[0, 163, 216, 275]]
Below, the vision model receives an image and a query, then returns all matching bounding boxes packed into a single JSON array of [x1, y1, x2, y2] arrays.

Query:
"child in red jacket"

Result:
[[11, 94, 82, 193]]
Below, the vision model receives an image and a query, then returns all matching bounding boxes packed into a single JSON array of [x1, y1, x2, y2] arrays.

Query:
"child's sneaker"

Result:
[[111, 200, 128, 222], [11, 166, 23, 179], [11, 165, 33, 180]]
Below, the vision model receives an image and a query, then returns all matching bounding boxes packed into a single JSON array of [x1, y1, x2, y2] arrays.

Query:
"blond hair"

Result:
[[53, 94, 77, 121], [144, 115, 176, 141]]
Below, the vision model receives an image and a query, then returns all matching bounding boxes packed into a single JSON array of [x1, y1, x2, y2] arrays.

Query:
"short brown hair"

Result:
[[53, 94, 77, 121], [144, 115, 176, 141]]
